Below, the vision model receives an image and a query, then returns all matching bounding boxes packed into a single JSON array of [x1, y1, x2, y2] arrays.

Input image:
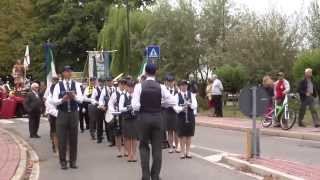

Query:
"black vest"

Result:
[[57, 81, 78, 112], [95, 87, 102, 101], [177, 91, 194, 120], [123, 93, 135, 120], [50, 84, 56, 94], [140, 80, 161, 113]]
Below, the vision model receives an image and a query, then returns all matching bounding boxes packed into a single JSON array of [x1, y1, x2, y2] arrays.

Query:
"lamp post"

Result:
[[125, 0, 131, 74]]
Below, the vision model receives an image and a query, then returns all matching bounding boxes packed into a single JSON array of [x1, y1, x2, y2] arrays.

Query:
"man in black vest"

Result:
[[132, 63, 176, 180], [52, 65, 83, 170], [91, 78, 105, 143]]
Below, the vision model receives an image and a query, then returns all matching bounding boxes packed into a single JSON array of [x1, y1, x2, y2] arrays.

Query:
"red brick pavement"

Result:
[[196, 116, 320, 135], [0, 130, 20, 180], [236, 156, 320, 180]]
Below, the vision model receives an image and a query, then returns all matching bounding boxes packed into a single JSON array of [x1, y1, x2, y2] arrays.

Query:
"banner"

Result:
[[88, 51, 110, 79]]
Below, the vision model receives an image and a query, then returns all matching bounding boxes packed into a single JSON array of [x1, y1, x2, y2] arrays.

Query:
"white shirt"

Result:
[[44, 84, 58, 117], [212, 79, 223, 95], [132, 76, 176, 112], [90, 86, 103, 105], [51, 80, 83, 106], [83, 86, 94, 103], [119, 92, 132, 112], [173, 91, 198, 113], [98, 86, 116, 107], [107, 89, 125, 112]]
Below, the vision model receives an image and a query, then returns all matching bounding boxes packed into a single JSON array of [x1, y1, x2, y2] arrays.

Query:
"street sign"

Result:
[[239, 86, 269, 118], [147, 45, 160, 60]]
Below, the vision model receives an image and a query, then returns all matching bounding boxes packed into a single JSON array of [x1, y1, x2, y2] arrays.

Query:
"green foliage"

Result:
[[293, 49, 320, 86], [98, 6, 151, 77], [216, 64, 249, 93], [307, 0, 320, 49]]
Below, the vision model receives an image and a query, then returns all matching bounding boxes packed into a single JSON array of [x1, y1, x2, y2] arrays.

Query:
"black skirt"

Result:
[[122, 117, 138, 138], [177, 109, 195, 137], [166, 108, 178, 131]]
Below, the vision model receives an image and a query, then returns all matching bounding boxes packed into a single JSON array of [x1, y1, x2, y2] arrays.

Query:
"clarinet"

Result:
[[184, 95, 190, 124]]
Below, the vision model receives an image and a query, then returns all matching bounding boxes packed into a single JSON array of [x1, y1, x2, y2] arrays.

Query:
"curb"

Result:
[[221, 156, 304, 180], [0, 128, 40, 180], [197, 121, 320, 141]]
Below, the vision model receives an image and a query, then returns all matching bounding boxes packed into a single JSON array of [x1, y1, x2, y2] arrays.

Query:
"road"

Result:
[[1, 118, 319, 180]]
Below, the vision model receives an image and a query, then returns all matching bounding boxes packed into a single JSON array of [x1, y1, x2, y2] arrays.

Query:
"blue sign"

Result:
[[147, 45, 160, 59]]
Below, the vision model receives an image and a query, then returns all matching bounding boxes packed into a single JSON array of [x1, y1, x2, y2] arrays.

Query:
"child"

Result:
[[174, 80, 197, 159]]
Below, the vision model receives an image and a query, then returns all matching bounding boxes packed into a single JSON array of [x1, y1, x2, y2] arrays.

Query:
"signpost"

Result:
[[147, 45, 160, 61], [239, 86, 269, 158]]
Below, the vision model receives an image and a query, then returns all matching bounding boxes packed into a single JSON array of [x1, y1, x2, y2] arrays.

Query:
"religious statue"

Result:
[[12, 59, 25, 90]]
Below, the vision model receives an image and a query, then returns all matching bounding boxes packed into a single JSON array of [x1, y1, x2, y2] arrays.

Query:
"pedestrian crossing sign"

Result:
[[147, 45, 160, 60]]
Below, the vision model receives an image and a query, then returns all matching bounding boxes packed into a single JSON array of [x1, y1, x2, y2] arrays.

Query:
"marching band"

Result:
[[44, 64, 198, 180]]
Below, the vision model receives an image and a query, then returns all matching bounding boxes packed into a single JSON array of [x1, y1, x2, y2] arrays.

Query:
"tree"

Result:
[[216, 64, 249, 93], [307, 0, 320, 49], [98, 6, 151, 76], [293, 49, 320, 86], [0, 0, 39, 76], [31, 0, 112, 74]]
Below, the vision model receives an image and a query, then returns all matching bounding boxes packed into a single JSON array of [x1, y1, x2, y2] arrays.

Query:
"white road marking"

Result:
[[0, 120, 15, 124]]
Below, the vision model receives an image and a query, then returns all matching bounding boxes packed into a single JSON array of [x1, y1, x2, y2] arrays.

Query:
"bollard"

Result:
[[245, 128, 252, 160]]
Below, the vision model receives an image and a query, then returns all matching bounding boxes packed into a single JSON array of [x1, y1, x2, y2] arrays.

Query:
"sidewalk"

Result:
[[222, 155, 320, 180], [196, 116, 320, 141], [0, 129, 21, 180]]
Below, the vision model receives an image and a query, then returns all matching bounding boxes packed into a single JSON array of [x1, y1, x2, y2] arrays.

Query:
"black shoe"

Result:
[[91, 135, 96, 140], [299, 123, 306, 127], [70, 162, 78, 169], [273, 124, 281, 128], [97, 139, 102, 144], [315, 125, 320, 128], [60, 162, 68, 170], [80, 130, 84, 133], [108, 143, 115, 147]]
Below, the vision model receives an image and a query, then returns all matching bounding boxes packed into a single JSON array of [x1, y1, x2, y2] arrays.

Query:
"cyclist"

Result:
[[274, 72, 290, 127]]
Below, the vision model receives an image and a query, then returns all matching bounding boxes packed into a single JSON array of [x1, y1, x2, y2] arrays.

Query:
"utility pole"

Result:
[[126, 0, 131, 74]]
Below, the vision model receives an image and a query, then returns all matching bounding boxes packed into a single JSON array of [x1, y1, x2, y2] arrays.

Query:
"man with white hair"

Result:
[[23, 82, 43, 138], [297, 68, 320, 128], [212, 74, 224, 117]]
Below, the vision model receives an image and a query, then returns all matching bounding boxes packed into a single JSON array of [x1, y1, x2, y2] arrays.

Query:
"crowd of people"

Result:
[[25, 64, 198, 180], [262, 69, 320, 128]]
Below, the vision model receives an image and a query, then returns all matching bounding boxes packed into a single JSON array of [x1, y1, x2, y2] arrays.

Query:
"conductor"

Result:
[[52, 65, 83, 170], [132, 63, 176, 180]]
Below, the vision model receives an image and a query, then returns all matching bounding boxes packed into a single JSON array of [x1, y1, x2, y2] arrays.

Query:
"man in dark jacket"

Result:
[[23, 83, 43, 138], [297, 68, 320, 128]]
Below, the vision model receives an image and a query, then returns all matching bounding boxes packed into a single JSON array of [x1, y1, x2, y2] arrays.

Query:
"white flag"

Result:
[[23, 45, 30, 70]]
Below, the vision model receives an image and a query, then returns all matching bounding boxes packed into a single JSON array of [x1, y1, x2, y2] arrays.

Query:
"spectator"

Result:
[[297, 68, 320, 128], [212, 75, 224, 117], [206, 78, 214, 117], [262, 75, 274, 118], [188, 74, 198, 94], [273, 72, 290, 127], [23, 83, 42, 138]]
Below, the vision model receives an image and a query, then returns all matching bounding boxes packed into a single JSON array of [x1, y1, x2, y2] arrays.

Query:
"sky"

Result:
[[234, 0, 313, 15], [170, 0, 315, 15]]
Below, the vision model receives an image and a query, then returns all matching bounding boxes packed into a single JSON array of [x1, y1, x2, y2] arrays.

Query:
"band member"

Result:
[[23, 83, 42, 138], [119, 80, 138, 162], [85, 78, 96, 139], [44, 76, 59, 153], [164, 75, 180, 153], [99, 77, 116, 146], [132, 63, 176, 180], [52, 65, 83, 170], [175, 80, 197, 159], [91, 78, 105, 143], [108, 79, 126, 157], [79, 79, 90, 133]]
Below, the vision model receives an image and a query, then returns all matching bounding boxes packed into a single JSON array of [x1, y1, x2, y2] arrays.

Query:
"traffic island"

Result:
[[0, 128, 39, 180], [220, 155, 320, 180]]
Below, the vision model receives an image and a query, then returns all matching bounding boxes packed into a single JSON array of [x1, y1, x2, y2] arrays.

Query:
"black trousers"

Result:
[[56, 111, 79, 164], [88, 105, 97, 137], [213, 95, 223, 117], [106, 121, 115, 144], [79, 103, 89, 131], [96, 109, 106, 141], [48, 115, 57, 138], [138, 112, 164, 180], [28, 111, 41, 137], [298, 96, 320, 126]]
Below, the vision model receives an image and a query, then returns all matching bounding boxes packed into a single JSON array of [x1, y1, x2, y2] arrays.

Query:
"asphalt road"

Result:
[[2, 117, 319, 180], [1, 118, 255, 180]]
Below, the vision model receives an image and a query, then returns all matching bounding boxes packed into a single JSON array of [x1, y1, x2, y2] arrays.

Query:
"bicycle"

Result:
[[262, 94, 298, 130]]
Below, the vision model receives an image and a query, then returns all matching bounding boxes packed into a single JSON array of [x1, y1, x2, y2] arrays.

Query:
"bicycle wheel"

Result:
[[280, 110, 297, 130], [262, 117, 273, 128]]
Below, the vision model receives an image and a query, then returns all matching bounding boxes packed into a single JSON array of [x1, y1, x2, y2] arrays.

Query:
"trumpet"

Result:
[[183, 100, 191, 124]]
